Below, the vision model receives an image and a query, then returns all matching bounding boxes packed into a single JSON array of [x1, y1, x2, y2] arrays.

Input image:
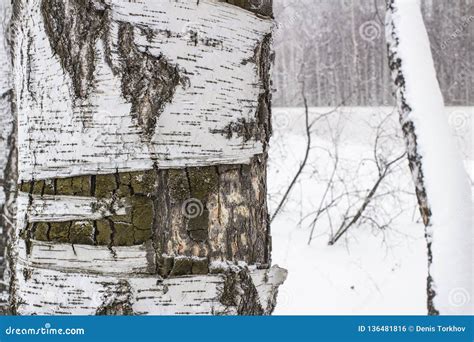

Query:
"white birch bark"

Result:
[[0, 0, 13, 314], [386, 0, 472, 315], [15, 0, 272, 181], [10, 0, 286, 315]]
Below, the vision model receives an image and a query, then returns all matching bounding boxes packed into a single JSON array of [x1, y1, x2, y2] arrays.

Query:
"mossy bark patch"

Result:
[[49, 222, 71, 243], [21, 171, 157, 247], [33, 223, 50, 241], [70, 221, 95, 245], [96, 220, 112, 245]]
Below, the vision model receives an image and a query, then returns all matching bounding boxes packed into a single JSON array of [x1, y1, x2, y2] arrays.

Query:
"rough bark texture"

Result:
[[385, 0, 437, 315], [0, 0, 14, 314], [10, 0, 286, 315], [15, 0, 274, 180]]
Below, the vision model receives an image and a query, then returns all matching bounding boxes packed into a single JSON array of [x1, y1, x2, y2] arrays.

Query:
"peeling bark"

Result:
[[11, 0, 285, 315]]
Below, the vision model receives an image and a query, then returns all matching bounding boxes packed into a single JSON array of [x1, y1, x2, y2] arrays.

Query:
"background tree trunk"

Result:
[[386, 0, 472, 315], [10, 0, 286, 315], [385, 0, 435, 314]]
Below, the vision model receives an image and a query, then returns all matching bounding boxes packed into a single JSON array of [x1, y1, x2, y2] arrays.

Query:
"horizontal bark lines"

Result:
[[16, 163, 270, 270], [15, 0, 273, 181], [14, 258, 286, 315]]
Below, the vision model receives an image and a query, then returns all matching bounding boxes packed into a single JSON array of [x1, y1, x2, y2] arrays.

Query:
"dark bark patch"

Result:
[[96, 280, 134, 315], [221, 0, 273, 17], [70, 221, 95, 245], [41, 0, 109, 99], [427, 273, 440, 315], [115, 23, 189, 139], [169, 257, 193, 276], [219, 267, 264, 315], [255, 33, 273, 144], [153, 160, 270, 266], [41, 0, 189, 139], [157, 256, 209, 278], [184, 167, 219, 242], [22, 171, 157, 247], [49, 221, 72, 243], [210, 118, 259, 142]]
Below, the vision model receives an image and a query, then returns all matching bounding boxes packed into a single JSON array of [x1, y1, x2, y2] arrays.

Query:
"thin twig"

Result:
[[270, 75, 311, 223], [328, 152, 406, 245]]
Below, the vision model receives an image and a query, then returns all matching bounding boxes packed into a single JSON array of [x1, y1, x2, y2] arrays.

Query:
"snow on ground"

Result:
[[269, 106, 472, 315]]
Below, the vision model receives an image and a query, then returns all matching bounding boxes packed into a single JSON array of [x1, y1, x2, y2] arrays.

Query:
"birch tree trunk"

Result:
[[9, 0, 286, 315], [0, 0, 14, 314], [386, 0, 472, 315]]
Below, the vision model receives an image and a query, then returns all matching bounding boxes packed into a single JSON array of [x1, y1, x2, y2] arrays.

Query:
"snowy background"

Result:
[[269, 0, 472, 315], [269, 106, 472, 314]]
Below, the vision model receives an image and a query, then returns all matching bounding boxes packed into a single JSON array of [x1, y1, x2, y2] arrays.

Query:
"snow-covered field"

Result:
[[269, 106, 472, 315]]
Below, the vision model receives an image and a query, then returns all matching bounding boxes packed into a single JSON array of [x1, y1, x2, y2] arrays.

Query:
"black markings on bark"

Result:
[[387, 21, 432, 226], [2, 95, 17, 315], [210, 118, 258, 142], [222, 0, 273, 17], [41, 0, 109, 99], [386, 1, 437, 315], [256, 33, 274, 146], [116, 23, 189, 139], [218, 32, 273, 145], [96, 280, 134, 315], [218, 267, 263, 315], [41, 0, 189, 139]]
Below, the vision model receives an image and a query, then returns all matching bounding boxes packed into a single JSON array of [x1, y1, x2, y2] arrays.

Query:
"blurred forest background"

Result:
[[268, 0, 472, 314], [272, 0, 473, 107]]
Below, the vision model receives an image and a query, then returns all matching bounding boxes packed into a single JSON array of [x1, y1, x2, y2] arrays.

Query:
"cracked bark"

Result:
[[10, 0, 286, 315]]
